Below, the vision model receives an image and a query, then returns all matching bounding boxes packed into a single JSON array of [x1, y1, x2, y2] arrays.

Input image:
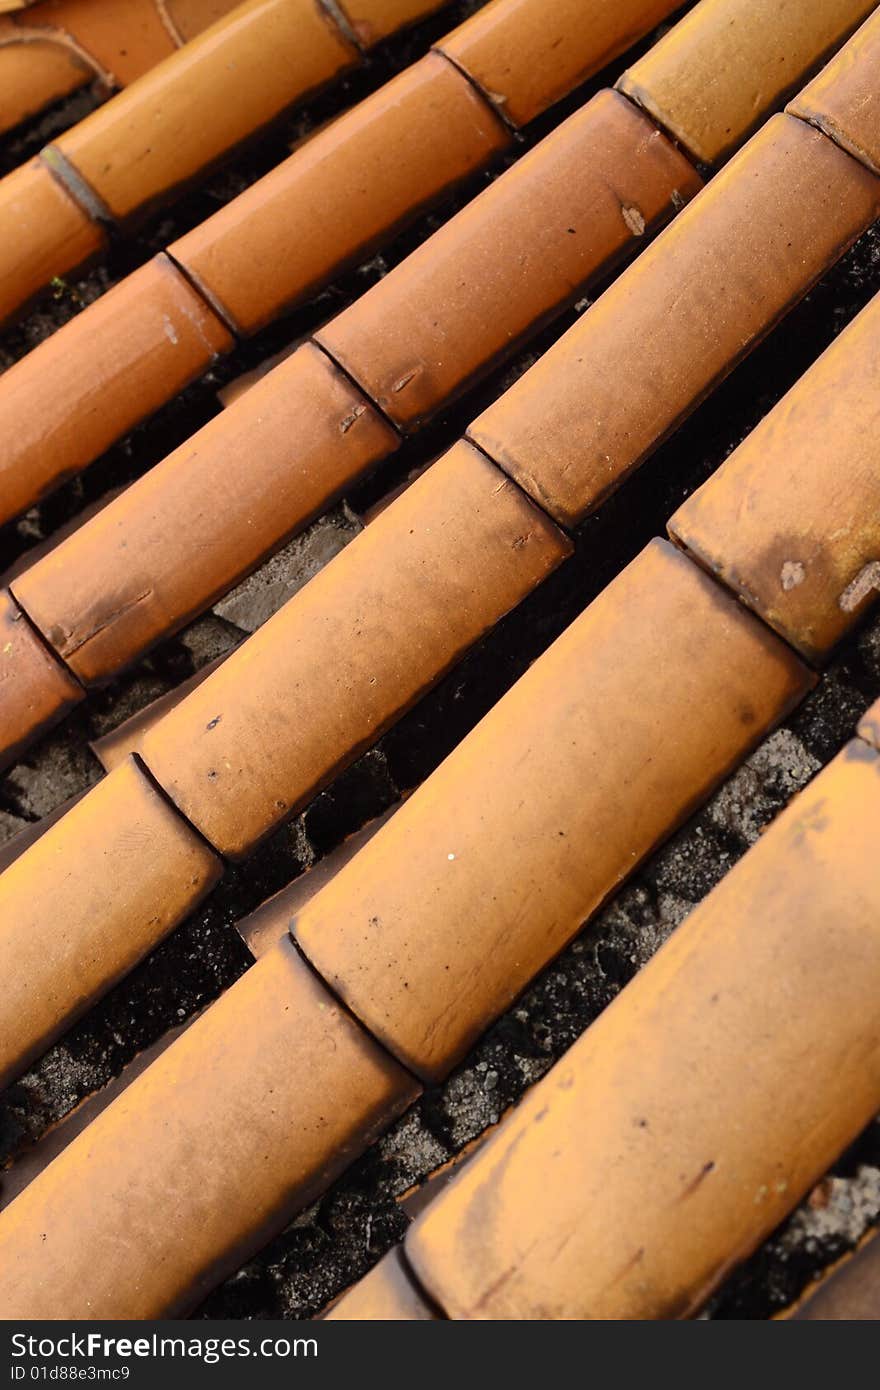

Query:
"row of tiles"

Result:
[[0, 2, 878, 1322], [0, 0, 457, 321], [1, 163, 879, 1301], [3, 0, 878, 772], [0, 523, 877, 1312], [1, 141, 878, 1289], [329, 702, 880, 1319], [0, 535, 811, 1089], [0, 0, 244, 135], [0, 0, 692, 519], [0, 7, 879, 1085]]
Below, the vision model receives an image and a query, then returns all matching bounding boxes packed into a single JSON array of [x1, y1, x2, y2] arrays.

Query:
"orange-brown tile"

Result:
[[0, 157, 104, 325], [0, 588, 81, 771], [0, 937, 419, 1318], [406, 741, 880, 1318], [616, 0, 875, 165], [317, 89, 701, 430], [12, 343, 397, 684], [295, 539, 811, 1082], [788, 5, 880, 175], [0, 0, 199, 136], [140, 441, 570, 858], [90, 658, 223, 771], [0, 20, 89, 132], [54, 0, 357, 223], [669, 288, 880, 664], [0, 0, 241, 97], [164, 0, 247, 41], [171, 51, 510, 335], [469, 115, 880, 528], [0, 253, 233, 525], [438, 0, 681, 128], [338, 0, 447, 47], [0, 755, 221, 1090], [23, 0, 177, 85]]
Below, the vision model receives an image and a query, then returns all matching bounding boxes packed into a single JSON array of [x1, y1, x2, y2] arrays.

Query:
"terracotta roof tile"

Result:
[[438, 0, 679, 128], [405, 740, 880, 1318], [1, 0, 879, 1321], [0, 0, 460, 322], [616, 0, 876, 165], [295, 538, 811, 1081], [0, 0, 242, 136], [0, 754, 221, 1088], [468, 113, 880, 527], [0, 252, 233, 523], [0, 936, 418, 1318], [139, 440, 569, 857], [670, 287, 880, 664], [0, 155, 104, 323], [788, 5, 880, 176]]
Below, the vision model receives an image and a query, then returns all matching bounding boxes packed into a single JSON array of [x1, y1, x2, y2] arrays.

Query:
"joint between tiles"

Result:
[[154, 0, 186, 48], [431, 46, 521, 138], [2, 25, 118, 93], [666, 528, 822, 679], [399, 1245, 451, 1320], [287, 928, 424, 1093], [132, 750, 232, 870], [311, 337, 403, 440], [463, 432, 575, 542], [39, 144, 116, 231], [785, 107, 880, 182], [163, 248, 242, 340], [613, 82, 709, 176], [6, 582, 86, 696], [316, 0, 367, 56]]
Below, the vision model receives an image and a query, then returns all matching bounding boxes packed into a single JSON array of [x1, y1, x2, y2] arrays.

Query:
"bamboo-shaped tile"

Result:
[[0, 441, 570, 1080], [468, 107, 880, 526], [403, 740, 880, 1318], [0, 156, 105, 327], [13, 342, 402, 683], [0, 0, 878, 1111], [669, 286, 880, 664], [294, 540, 810, 1080], [10, 93, 696, 685], [0, 0, 243, 136], [616, 0, 875, 165], [5, 1, 880, 767], [0, 937, 418, 1319], [0, 0, 685, 517], [0, 539, 811, 1315], [137, 442, 571, 856], [0, 588, 80, 773], [0, 755, 222, 1088], [0, 0, 454, 323], [788, 7, 880, 175], [3, 0, 873, 750]]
